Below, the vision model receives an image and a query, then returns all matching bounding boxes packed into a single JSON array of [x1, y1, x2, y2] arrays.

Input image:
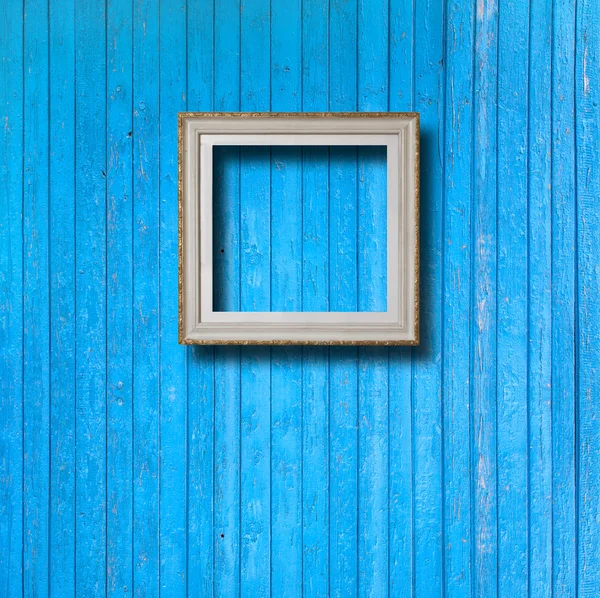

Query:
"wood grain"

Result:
[[497, 0, 529, 592], [185, 1, 216, 593], [75, 0, 107, 594], [23, 0, 50, 593], [412, 0, 445, 593], [0, 1, 597, 595], [49, 0, 77, 590], [270, 0, 303, 594], [301, 0, 330, 594], [528, 0, 553, 593], [552, 0, 577, 595], [240, 0, 271, 594], [213, 0, 242, 594], [132, 0, 160, 593], [442, 0, 475, 595], [159, 0, 188, 594], [328, 0, 360, 595], [106, 0, 133, 594], [0, 0, 24, 595], [576, 0, 600, 594], [473, 1, 499, 596]]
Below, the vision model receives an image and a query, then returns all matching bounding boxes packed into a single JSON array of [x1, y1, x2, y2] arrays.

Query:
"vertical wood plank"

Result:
[[301, 0, 329, 303], [387, 350, 413, 598], [357, 0, 389, 595], [576, 0, 600, 594], [239, 0, 271, 595], [528, 0, 552, 594], [212, 337, 241, 595], [187, 0, 213, 112], [412, 0, 444, 593], [158, 0, 188, 593], [328, 0, 359, 595], [187, 340, 215, 597], [389, 0, 413, 110], [301, 0, 329, 596], [23, 0, 50, 594], [75, 0, 107, 594], [301, 342, 329, 596], [240, 333, 271, 598], [496, 0, 529, 593], [213, 0, 241, 592], [442, 0, 475, 595], [551, 1, 577, 595], [270, 0, 303, 593], [0, 1, 24, 594], [472, 1, 498, 595], [106, 0, 134, 594], [388, 0, 414, 593], [186, 0, 215, 593], [357, 145, 389, 597], [328, 343, 359, 598], [49, 0, 76, 594], [132, 0, 160, 593]]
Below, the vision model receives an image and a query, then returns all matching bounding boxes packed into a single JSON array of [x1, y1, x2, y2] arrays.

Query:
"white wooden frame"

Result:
[[178, 112, 420, 345]]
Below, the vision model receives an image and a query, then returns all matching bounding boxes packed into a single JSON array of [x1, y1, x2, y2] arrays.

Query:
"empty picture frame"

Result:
[[178, 112, 420, 345]]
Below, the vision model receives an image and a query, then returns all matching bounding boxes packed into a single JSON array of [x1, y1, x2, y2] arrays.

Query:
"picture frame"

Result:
[[178, 112, 420, 345]]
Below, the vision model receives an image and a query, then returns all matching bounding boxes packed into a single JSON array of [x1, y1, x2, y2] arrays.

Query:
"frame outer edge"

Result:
[[177, 111, 421, 119], [179, 339, 421, 346], [178, 112, 185, 343], [177, 112, 421, 345], [414, 112, 420, 345]]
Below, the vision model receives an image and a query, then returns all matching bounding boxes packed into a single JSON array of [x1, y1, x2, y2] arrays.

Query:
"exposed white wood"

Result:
[[180, 113, 419, 344]]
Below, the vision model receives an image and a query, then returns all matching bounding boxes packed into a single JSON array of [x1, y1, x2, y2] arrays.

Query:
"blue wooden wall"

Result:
[[1, 0, 599, 596]]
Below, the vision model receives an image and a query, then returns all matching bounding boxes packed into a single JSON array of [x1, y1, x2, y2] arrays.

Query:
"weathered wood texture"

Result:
[[0, 0, 597, 595]]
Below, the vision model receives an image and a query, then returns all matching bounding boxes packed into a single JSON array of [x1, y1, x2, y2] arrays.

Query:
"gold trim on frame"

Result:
[[178, 112, 420, 346]]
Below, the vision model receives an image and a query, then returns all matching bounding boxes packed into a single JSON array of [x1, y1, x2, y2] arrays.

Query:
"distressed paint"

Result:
[[472, 0, 499, 595], [239, 0, 271, 595], [356, 1, 390, 595], [270, 1, 303, 595], [74, 0, 108, 594], [576, 0, 600, 595], [23, 0, 50, 593], [0, 0, 24, 595], [551, 0, 577, 595], [328, 0, 360, 595], [185, 1, 216, 593], [212, 0, 242, 595], [442, 0, 474, 595], [106, 0, 133, 595], [388, 0, 415, 594], [528, 0, 553, 594], [412, 0, 444, 593], [497, 0, 529, 593], [132, 0, 160, 593], [49, 0, 76, 595], [0, 1, 598, 596], [301, 1, 329, 596], [159, 0, 188, 594]]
